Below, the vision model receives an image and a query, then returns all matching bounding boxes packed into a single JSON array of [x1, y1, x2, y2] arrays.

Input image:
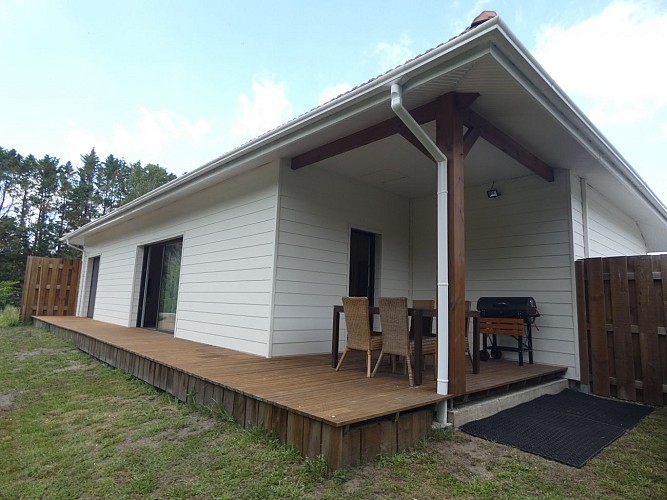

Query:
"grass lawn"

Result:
[[1, 325, 665, 499]]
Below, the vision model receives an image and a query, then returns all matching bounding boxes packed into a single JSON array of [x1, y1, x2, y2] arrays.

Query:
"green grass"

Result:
[[1, 325, 665, 499]]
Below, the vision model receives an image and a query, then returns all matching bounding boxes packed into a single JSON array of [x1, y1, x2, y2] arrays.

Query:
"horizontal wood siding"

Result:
[[586, 186, 647, 257], [466, 172, 577, 377], [411, 171, 578, 378], [78, 162, 280, 356], [271, 164, 410, 356], [411, 197, 437, 302]]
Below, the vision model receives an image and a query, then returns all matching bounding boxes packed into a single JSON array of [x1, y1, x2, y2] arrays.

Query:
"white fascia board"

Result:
[[64, 20, 504, 246], [489, 18, 667, 230]]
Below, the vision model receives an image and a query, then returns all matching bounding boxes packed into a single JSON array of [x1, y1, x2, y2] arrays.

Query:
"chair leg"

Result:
[[406, 355, 414, 387], [366, 350, 372, 378], [335, 348, 349, 371], [372, 351, 384, 377]]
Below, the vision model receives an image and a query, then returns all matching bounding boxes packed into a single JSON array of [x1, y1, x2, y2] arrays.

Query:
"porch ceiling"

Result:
[[311, 124, 531, 198], [290, 53, 667, 250], [298, 54, 578, 198]]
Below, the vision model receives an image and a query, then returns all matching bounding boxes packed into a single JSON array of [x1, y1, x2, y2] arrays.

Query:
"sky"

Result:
[[1, 0, 666, 205]]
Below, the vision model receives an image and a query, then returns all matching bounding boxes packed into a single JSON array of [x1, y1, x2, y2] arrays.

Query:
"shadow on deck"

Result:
[[34, 316, 567, 469]]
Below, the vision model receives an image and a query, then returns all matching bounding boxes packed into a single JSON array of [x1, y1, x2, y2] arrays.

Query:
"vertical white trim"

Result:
[[267, 159, 285, 358], [580, 177, 590, 258], [566, 172, 582, 380]]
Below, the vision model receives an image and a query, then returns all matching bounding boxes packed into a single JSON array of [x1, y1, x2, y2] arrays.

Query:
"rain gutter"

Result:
[[390, 83, 450, 402]]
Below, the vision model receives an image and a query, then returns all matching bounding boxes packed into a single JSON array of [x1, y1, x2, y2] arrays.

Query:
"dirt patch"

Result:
[[118, 414, 217, 451], [14, 347, 72, 361], [433, 435, 502, 480], [52, 360, 96, 373], [0, 391, 25, 412]]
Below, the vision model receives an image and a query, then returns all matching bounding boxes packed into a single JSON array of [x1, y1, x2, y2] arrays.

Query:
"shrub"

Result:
[[0, 280, 20, 307], [0, 305, 20, 327]]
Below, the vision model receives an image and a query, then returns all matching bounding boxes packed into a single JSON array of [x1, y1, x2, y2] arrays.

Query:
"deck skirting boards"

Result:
[[34, 318, 434, 470]]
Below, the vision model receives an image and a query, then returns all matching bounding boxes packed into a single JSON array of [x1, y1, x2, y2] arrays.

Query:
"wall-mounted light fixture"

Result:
[[486, 182, 500, 199]]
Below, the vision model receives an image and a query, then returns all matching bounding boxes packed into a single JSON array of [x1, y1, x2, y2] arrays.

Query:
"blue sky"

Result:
[[1, 0, 666, 205]]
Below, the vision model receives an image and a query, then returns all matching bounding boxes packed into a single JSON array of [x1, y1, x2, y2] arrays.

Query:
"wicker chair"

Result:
[[372, 297, 437, 386], [336, 296, 383, 377]]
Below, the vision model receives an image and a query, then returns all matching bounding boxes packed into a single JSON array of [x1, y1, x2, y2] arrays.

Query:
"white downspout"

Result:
[[390, 84, 450, 399]]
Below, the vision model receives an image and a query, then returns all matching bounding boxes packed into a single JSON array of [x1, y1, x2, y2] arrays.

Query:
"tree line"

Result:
[[0, 146, 177, 302]]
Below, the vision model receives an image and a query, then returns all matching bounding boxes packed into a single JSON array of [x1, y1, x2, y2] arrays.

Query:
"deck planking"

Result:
[[34, 316, 567, 469], [35, 316, 445, 426]]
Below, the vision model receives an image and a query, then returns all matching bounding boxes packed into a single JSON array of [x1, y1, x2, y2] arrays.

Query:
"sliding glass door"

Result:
[[138, 238, 183, 333]]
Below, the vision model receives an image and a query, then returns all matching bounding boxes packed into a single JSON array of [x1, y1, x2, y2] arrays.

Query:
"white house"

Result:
[[64, 13, 667, 397]]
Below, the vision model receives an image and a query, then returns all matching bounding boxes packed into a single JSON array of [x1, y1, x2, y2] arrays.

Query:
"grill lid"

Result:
[[476, 296, 540, 318]]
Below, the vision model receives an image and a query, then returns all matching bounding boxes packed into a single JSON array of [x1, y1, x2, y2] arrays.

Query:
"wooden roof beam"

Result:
[[290, 99, 440, 170], [463, 127, 480, 157], [291, 93, 480, 170], [463, 109, 555, 182]]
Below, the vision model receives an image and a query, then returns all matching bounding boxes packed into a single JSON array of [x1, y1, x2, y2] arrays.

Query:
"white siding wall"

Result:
[[271, 164, 410, 356], [586, 185, 647, 257], [78, 162, 280, 356], [411, 197, 437, 301], [411, 171, 579, 378]]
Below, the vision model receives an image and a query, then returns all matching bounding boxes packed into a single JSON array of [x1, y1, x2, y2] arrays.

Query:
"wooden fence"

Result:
[[575, 255, 666, 406], [20, 257, 81, 323]]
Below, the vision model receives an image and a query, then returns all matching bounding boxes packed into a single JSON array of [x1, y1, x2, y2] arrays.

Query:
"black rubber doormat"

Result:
[[460, 389, 652, 468]]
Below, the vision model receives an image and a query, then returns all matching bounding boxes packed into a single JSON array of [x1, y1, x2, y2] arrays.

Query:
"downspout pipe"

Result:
[[64, 239, 84, 253], [390, 84, 450, 399]]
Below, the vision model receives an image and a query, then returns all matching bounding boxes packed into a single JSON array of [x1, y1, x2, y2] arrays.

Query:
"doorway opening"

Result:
[[348, 228, 377, 304], [86, 256, 100, 318], [137, 238, 183, 333]]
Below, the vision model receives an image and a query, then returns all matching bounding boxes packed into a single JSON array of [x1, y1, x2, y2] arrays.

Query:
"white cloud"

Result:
[[375, 35, 414, 70], [63, 125, 109, 164], [62, 107, 212, 170], [318, 83, 352, 105], [534, 1, 667, 127], [231, 78, 292, 139], [112, 107, 176, 157]]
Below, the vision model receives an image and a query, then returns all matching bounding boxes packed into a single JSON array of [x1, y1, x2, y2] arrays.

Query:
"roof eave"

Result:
[[488, 18, 667, 229], [64, 18, 504, 245]]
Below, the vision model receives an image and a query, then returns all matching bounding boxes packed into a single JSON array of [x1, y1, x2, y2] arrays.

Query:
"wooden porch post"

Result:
[[436, 93, 466, 396]]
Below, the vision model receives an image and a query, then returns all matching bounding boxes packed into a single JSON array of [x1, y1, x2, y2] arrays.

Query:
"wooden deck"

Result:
[[34, 316, 567, 469]]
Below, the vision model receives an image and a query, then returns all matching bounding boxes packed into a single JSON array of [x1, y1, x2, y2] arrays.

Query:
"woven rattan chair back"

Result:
[[378, 297, 410, 357], [335, 297, 382, 377], [412, 299, 434, 310], [341, 296, 372, 351], [373, 297, 437, 386]]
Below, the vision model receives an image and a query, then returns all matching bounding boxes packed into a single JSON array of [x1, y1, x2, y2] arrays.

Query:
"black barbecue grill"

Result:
[[476, 297, 540, 365]]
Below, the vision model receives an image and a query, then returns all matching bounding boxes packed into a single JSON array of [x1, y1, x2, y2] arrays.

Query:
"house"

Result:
[[63, 12, 667, 398]]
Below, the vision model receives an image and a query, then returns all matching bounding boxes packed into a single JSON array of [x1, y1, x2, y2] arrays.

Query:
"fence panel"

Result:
[[20, 257, 81, 323], [576, 255, 666, 406]]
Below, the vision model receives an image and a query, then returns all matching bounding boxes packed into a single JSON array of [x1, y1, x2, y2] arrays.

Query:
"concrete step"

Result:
[[447, 378, 570, 428]]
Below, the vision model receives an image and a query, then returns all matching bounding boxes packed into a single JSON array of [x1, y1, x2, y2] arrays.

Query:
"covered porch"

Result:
[[34, 315, 566, 469]]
